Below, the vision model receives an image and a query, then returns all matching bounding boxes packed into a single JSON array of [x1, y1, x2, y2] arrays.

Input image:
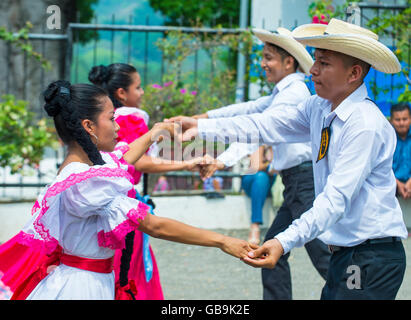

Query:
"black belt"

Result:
[[281, 161, 312, 176], [328, 237, 402, 254]]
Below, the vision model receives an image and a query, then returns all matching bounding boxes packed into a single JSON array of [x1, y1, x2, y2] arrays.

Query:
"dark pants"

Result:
[[262, 162, 331, 300], [321, 240, 406, 300]]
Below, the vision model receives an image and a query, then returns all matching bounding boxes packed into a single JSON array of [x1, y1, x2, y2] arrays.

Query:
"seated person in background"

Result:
[[203, 176, 224, 199], [241, 146, 276, 245], [153, 175, 170, 192], [391, 103, 411, 199]]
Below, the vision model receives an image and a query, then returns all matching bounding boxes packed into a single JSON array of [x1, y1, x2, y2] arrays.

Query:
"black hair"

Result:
[[265, 42, 300, 72], [43, 80, 107, 165], [391, 103, 411, 117], [315, 48, 371, 82], [88, 63, 138, 109], [89, 64, 142, 297]]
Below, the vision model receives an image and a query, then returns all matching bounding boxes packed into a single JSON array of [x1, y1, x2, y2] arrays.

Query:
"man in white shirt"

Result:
[[171, 19, 408, 300], [185, 27, 331, 300]]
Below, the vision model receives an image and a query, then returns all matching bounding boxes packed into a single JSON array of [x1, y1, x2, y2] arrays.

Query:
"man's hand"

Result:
[[241, 238, 284, 269], [192, 113, 209, 119], [404, 179, 411, 199], [397, 179, 408, 199]]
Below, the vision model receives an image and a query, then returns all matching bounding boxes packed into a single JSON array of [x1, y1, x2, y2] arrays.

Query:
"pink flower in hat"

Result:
[[152, 84, 163, 89], [180, 88, 187, 94]]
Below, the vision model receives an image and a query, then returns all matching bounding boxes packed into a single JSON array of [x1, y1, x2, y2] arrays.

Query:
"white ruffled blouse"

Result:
[[15, 142, 150, 300]]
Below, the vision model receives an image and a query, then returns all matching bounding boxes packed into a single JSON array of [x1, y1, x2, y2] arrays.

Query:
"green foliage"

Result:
[[141, 29, 254, 125], [398, 85, 411, 103], [307, 0, 346, 22], [0, 22, 51, 70], [75, 0, 101, 44], [366, 0, 411, 97], [0, 95, 59, 174], [148, 0, 242, 27]]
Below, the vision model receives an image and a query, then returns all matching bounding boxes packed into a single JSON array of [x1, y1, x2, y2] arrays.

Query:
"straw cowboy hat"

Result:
[[291, 18, 401, 74], [252, 27, 314, 75]]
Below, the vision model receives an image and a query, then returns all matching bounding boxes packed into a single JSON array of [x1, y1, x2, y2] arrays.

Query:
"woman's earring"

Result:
[[91, 133, 99, 145]]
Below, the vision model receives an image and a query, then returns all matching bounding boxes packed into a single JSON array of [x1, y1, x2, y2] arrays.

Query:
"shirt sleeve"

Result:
[[275, 127, 382, 254], [207, 95, 273, 118], [199, 100, 311, 146], [216, 142, 259, 167]]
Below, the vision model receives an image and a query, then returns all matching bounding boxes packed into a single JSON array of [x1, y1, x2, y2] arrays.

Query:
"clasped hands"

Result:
[[151, 116, 221, 180], [151, 117, 285, 268]]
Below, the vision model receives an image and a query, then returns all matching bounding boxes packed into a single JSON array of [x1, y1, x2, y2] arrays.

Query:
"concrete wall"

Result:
[[1, 195, 410, 244], [0, 195, 277, 243]]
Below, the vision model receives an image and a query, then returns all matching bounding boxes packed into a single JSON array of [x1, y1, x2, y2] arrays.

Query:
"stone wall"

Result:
[[0, 0, 75, 115]]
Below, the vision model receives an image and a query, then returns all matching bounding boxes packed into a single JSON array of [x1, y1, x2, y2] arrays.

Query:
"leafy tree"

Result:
[[366, 0, 411, 103], [0, 23, 57, 174], [0, 95, 58, 173], [148, 0, 247, 27]]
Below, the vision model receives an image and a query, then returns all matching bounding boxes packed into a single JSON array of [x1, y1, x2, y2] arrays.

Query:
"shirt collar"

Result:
[[273, 72, 306, 94], [333, 83, 369, 122]]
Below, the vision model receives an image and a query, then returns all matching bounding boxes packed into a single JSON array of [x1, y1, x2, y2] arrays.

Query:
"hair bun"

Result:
[[88, 65, 110, 85], [43, 80, 71, 117]]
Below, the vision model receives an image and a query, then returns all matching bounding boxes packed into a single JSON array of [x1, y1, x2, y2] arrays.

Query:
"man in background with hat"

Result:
[[171, 18, 407, 299], [170, 27, 331, 300]]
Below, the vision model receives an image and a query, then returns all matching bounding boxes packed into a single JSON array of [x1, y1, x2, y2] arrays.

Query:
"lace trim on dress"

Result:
[[20, 166, 135, 254], [97, 201, 150, 250]]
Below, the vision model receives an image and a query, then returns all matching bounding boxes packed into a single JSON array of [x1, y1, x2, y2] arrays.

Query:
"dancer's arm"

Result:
[[133, 154, 201, 173], [137, 213, 255, 259], [123, 122, 179, 165]]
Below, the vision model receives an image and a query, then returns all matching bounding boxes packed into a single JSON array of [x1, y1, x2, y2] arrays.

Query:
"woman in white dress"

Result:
[[4, 81, 254, 300]]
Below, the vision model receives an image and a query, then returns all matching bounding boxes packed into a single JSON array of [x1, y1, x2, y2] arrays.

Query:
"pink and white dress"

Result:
[[113, 106, 164, 300], [0, 143, 151, 300]]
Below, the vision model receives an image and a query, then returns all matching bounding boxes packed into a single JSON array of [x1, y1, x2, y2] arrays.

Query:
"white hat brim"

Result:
[[252, 28, 314, 75], [292, 24, 401, 74]]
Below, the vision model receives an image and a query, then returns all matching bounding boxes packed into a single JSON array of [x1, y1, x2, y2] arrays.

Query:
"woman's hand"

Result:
[[151, 122, 181, 142], [198, 154, 225, 180], [219, 236, 259, 259]]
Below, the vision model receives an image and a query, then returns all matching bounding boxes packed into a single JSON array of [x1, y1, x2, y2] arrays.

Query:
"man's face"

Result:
[[310, 49, 353, 104], [391, 109, 411, 139], [261, 44, 289, 84]]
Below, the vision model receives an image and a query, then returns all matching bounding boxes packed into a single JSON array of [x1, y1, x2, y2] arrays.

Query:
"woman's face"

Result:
[[91, 96, 120, 152], [121, 72, 144, 108]]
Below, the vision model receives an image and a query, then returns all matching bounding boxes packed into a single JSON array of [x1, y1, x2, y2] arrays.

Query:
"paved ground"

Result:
[[1, 201, 410, 300], [150, 228, 411, 300]]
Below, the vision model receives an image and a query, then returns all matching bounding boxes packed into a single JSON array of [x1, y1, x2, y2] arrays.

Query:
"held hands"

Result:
[[164, 116, 199, 142], [220, 236, 260, 259], [241, 238, 284, 269], [197, 154, 225, 180], [397, 179, 411, 199], [151, 121, 181, 143]]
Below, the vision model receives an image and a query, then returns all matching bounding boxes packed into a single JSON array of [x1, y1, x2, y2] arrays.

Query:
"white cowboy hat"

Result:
[[252, 27, 314, 75], [291, 18, 401, 74]]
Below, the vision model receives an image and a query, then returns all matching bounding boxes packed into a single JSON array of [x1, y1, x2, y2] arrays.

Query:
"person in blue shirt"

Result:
[[391, 103, 411, 199]]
